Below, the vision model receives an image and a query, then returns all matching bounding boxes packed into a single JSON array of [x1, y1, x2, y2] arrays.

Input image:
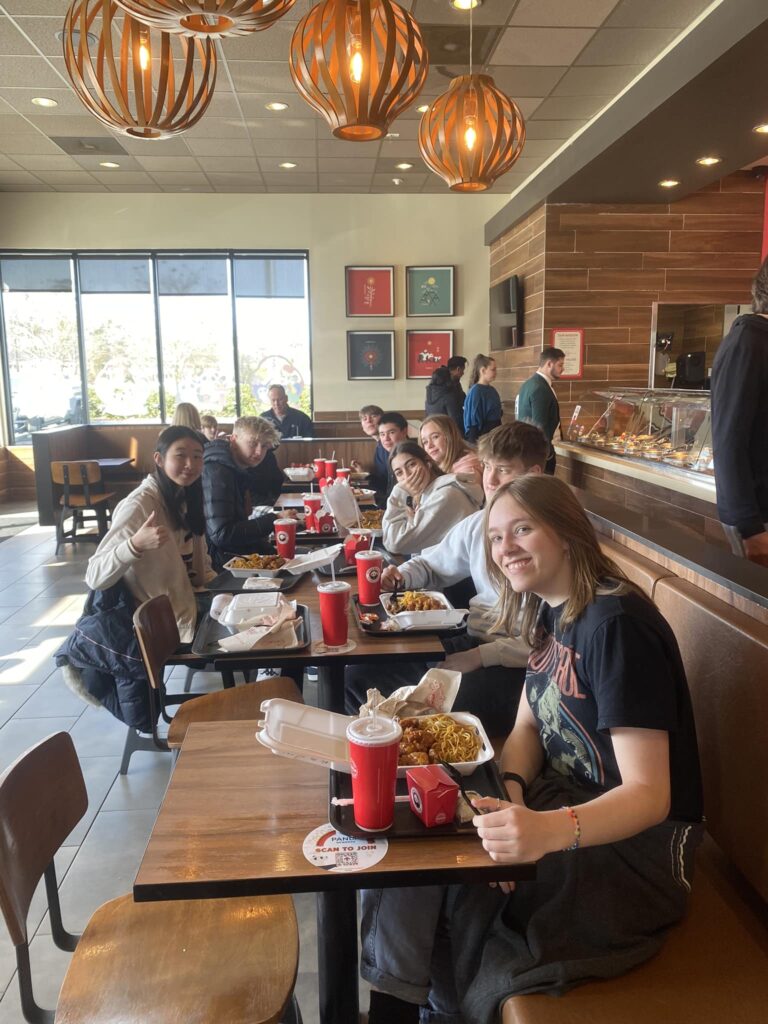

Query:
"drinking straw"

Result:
[[369, 532, 375, 549], [330, 557, 336, 584], [331, 449, 336, 460]]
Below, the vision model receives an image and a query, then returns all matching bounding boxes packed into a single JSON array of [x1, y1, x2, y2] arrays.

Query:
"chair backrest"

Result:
[[654, 577, 768, 903], [0, 733, 87, 946], [133, 595, 181, 692], [50, 460, 102, 487], [599, 537, 675, 599]]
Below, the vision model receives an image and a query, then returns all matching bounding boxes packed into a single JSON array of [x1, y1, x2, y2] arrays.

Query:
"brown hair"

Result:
[[539, 346, 565, 366], [200, 414, 218, 429], [477, 421, 548, 471], [751, 255, 768, 313], [469, 353, 495, 386], [420, 415, 473, 472], [388, 440, 443, 480], [483, 476, 633, 646]]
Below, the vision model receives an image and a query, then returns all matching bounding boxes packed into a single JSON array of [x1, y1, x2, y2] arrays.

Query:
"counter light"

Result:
[[659, 179, 680, 188], [696, 156, 721, 166]]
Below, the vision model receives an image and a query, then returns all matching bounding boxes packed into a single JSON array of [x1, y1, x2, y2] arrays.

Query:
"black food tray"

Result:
[[191, 604, 311, 657], [351, 595, 467, 637], [329, 760, 506, 839], [271, 528, 343, 546], [206, 571, 305, 593]]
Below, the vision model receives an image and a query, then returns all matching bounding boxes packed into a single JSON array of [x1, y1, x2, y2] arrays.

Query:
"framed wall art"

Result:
[[347, 331, 395, 380], [406, 330, 454, 379], [406, 265, 455, 317], [345, 265, 395, 317]]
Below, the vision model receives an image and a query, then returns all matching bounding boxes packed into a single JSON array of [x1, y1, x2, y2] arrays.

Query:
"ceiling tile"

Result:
[[224, 62, 296, 94], [552, 65, 643, 96], [114, 136, 192, 156], [72, 154, 144, 172], [319, 157, 376, 173], [0, 132, 62, 155], [322, 184, 371, 193], [42, 181, 108, 191], [197, 156, 260, 172], [264, 183, 316, 192], [148, 171, 212, 185], [492, 27, 596, 66], [532, 95, 609, 119], [135, 155, 201, 172], [606, 0, 714, 29], [186, 137, 255, 157], [486, 66, 567, 95], [213, 21, 295, 61], [160, 184, 215, 193], [0, 15, 37, 55], [183, 117, 250, 139], [524, 118, 587, 139], [510, 0, 620, 27], [317, 138, 383, 158], [0, 180, 52, 191], [247, 116, 317, 139], [0, 154, 20, 170], [10, 153, 79, 171], [206, 172, 265, 185], [520, 139, 565, 158], [109, 184, 167, 192], [26, 113, 112, 135], [375, 156, 426, 173], [205, 93, 244, 119], [0, 2, 67, 15], [252, 138, 316, 157], [261, 172, 317, 187], [92, 171, 155, 185], [516, 97, 544, 118], [412, 0, 512, 25], [0, 56, 65, 89], [9, 16, 63, 57], [2, 88, 96, 117], [34, 170, 99, 184], [575, 27, 680, 66], [261, 157, 318, 173], [379, 121, 419, 142]]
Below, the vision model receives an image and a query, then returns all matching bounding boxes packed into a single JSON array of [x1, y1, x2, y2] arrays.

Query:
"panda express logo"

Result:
[[365, 566, 380, 583], [276, 530, 289, 544]]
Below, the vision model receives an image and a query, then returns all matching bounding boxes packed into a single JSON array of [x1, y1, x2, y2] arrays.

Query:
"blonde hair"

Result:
[[233, 415, 280, 447], [483, 476, 634, 646], [171, 402, 202, 430], [420, 415, 474, 473]]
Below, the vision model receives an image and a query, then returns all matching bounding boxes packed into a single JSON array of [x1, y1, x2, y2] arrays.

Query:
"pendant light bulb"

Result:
[[349, 40, 363, 83], [463, 117, 477, 150], [138, 31, 150, 70]]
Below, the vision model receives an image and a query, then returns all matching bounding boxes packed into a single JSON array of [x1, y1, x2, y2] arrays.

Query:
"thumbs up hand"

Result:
[[132, 510, 169, 553]]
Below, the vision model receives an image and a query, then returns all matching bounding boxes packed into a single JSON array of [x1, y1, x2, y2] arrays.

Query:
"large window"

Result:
[[0, 250, 311, 443]]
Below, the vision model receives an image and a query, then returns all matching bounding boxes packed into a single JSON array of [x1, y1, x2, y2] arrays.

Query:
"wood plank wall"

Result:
[[489, 172, 764, 426]]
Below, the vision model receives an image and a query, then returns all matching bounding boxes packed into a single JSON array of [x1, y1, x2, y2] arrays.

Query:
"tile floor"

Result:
[[0, 520, 369, 1023]]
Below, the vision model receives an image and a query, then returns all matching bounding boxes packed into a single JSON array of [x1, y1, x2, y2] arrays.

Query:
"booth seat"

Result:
[[504, 569, 768, 1024]]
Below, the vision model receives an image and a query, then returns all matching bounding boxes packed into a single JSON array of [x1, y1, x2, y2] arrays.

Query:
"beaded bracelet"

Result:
[[561, 805, 581, 851]]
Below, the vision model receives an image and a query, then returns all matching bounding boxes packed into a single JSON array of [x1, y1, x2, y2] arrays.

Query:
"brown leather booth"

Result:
[[504, 561, 768, 1024]]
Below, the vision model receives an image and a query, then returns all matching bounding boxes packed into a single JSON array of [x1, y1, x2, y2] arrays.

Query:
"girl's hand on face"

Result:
[[132, 511, 169, 553], [472, 798, 563, 865]]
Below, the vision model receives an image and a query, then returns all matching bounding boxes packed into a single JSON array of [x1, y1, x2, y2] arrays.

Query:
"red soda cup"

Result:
[[346, 717, 402, 832], [356, 550, 383, 605], [324, 459, 338, 480], [344, 529, 373, 566], [336, 466, 351, 482], [313, 457, 325, 479], [303, 493, 322, 532], [317, 581, 351, 647], [274, 519, 297, 559]]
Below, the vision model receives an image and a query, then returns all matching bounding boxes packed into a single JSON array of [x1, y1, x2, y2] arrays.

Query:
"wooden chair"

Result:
[[0, 732, 301, 1024], [120, 594, 302, 772], [50, 461, 114, 556]]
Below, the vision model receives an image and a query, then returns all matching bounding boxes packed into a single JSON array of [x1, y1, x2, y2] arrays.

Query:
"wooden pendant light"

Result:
[[289, 0, 428, 142], [112, 0, 297, 37], [63, 0, 217, 139], [418, 74, 525, 192]]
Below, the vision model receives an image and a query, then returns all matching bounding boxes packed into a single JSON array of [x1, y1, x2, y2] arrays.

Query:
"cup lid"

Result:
[[317, 580, 352, 593], [355, 549, 381, 561], [346, 716, 402, 746]]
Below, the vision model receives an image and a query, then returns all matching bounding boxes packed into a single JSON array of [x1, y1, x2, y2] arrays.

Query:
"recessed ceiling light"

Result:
[[265, 101, 288, 111], [395, 162, 413, 170], [417, 104, 429, 113], [385, 132, 400, 139], [659, 179, 680, 188], [696, 156, 721, 166], [279, 161, 297, 169], [31, 97, 57, 108], [753, 123, 768, 134], [392, 177, 403, 185], [99, 161, 120, 169], [443, 42, 459, 52], [450, 0, 481, 9]]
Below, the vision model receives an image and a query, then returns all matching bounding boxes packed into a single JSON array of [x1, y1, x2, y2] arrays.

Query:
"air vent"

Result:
[[50, 136, 129, 157], [418, 24, 500, 68]]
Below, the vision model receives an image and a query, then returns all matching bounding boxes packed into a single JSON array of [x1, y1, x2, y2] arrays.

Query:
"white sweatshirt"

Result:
[[382, 474, 484, 555], [85, 475, 211, 643], [395, 509, 530, 668]]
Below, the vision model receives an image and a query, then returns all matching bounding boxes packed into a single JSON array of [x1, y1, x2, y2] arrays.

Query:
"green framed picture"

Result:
[[405, 265, 455, 317]]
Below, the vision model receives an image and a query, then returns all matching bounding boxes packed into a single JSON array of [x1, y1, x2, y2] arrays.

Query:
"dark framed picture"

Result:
[[406, 330, 454, 379], [345, 266, 395, 317], [406, 265, 455, 317], [347, 331, 395, 380]]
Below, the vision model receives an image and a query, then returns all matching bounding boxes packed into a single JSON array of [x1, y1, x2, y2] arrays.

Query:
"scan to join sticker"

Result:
[[302, 824, 388, 873]]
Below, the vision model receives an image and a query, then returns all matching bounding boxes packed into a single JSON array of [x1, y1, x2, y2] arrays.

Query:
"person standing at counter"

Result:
[[464, 354, 503, 442], [261, 384, 313, 438], [515, 346, 565, 475], [711, 259, 768, 567]]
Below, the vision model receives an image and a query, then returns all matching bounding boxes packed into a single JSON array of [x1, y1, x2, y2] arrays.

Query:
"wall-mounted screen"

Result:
[[489, 275, 523, 349]]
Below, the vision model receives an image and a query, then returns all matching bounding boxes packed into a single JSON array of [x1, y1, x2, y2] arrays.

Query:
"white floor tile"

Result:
[[0, 685, 37, 727], [0, 718, 78, 774]]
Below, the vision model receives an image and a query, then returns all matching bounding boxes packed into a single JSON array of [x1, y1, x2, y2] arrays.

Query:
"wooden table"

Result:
[[210, 571, 447, 712], [134, 722, 535, 1024]]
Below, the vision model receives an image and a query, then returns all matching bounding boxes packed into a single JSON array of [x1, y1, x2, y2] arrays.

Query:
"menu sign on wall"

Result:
[[550, 328, 584, 379]]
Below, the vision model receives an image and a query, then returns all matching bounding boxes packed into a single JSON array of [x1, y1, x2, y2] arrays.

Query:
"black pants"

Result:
[[344, 635, 524, 738]]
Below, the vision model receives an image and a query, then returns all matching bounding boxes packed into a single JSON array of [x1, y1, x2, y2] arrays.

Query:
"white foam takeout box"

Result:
[[283, 467, 315, 482], [379, 591, 468, 631], [255, 698, 493, 778]]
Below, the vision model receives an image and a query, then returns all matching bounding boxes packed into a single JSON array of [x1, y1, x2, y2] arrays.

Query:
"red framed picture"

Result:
[[405, 330, 454, 379], [550, 328, 584, 379], [345, 266, 395, 317]]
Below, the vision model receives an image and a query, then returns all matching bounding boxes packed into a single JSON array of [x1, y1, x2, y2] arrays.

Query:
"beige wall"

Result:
[[0, 191, 504, 414]]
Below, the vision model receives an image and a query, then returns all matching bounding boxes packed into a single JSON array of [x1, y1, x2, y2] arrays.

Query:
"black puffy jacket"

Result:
[[202, 439, 283, 569], [424, 367, 464, 433], [55, 581, 152, 732]]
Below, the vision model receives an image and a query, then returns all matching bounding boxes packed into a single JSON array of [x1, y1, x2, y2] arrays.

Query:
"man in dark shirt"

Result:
[[516, 346, 565, 475], [374, 411, 409, 507], [202, 415, 284, 569], [711, 258, 768, 566], [261, 384, 313, 438]]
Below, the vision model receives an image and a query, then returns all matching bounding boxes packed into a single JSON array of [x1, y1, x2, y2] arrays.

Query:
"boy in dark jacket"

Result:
[[202, 416, 285, 569], [424, 356, 466, 434]]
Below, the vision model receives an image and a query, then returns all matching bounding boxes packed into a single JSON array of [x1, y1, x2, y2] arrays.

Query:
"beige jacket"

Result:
[[85, 475, 211, 643]]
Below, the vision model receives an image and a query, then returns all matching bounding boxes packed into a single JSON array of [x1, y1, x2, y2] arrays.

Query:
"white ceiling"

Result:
[[0, 0, 717, 194]]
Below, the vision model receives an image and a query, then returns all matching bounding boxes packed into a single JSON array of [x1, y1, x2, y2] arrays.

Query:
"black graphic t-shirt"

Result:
[[526, 587, 703, 823]]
